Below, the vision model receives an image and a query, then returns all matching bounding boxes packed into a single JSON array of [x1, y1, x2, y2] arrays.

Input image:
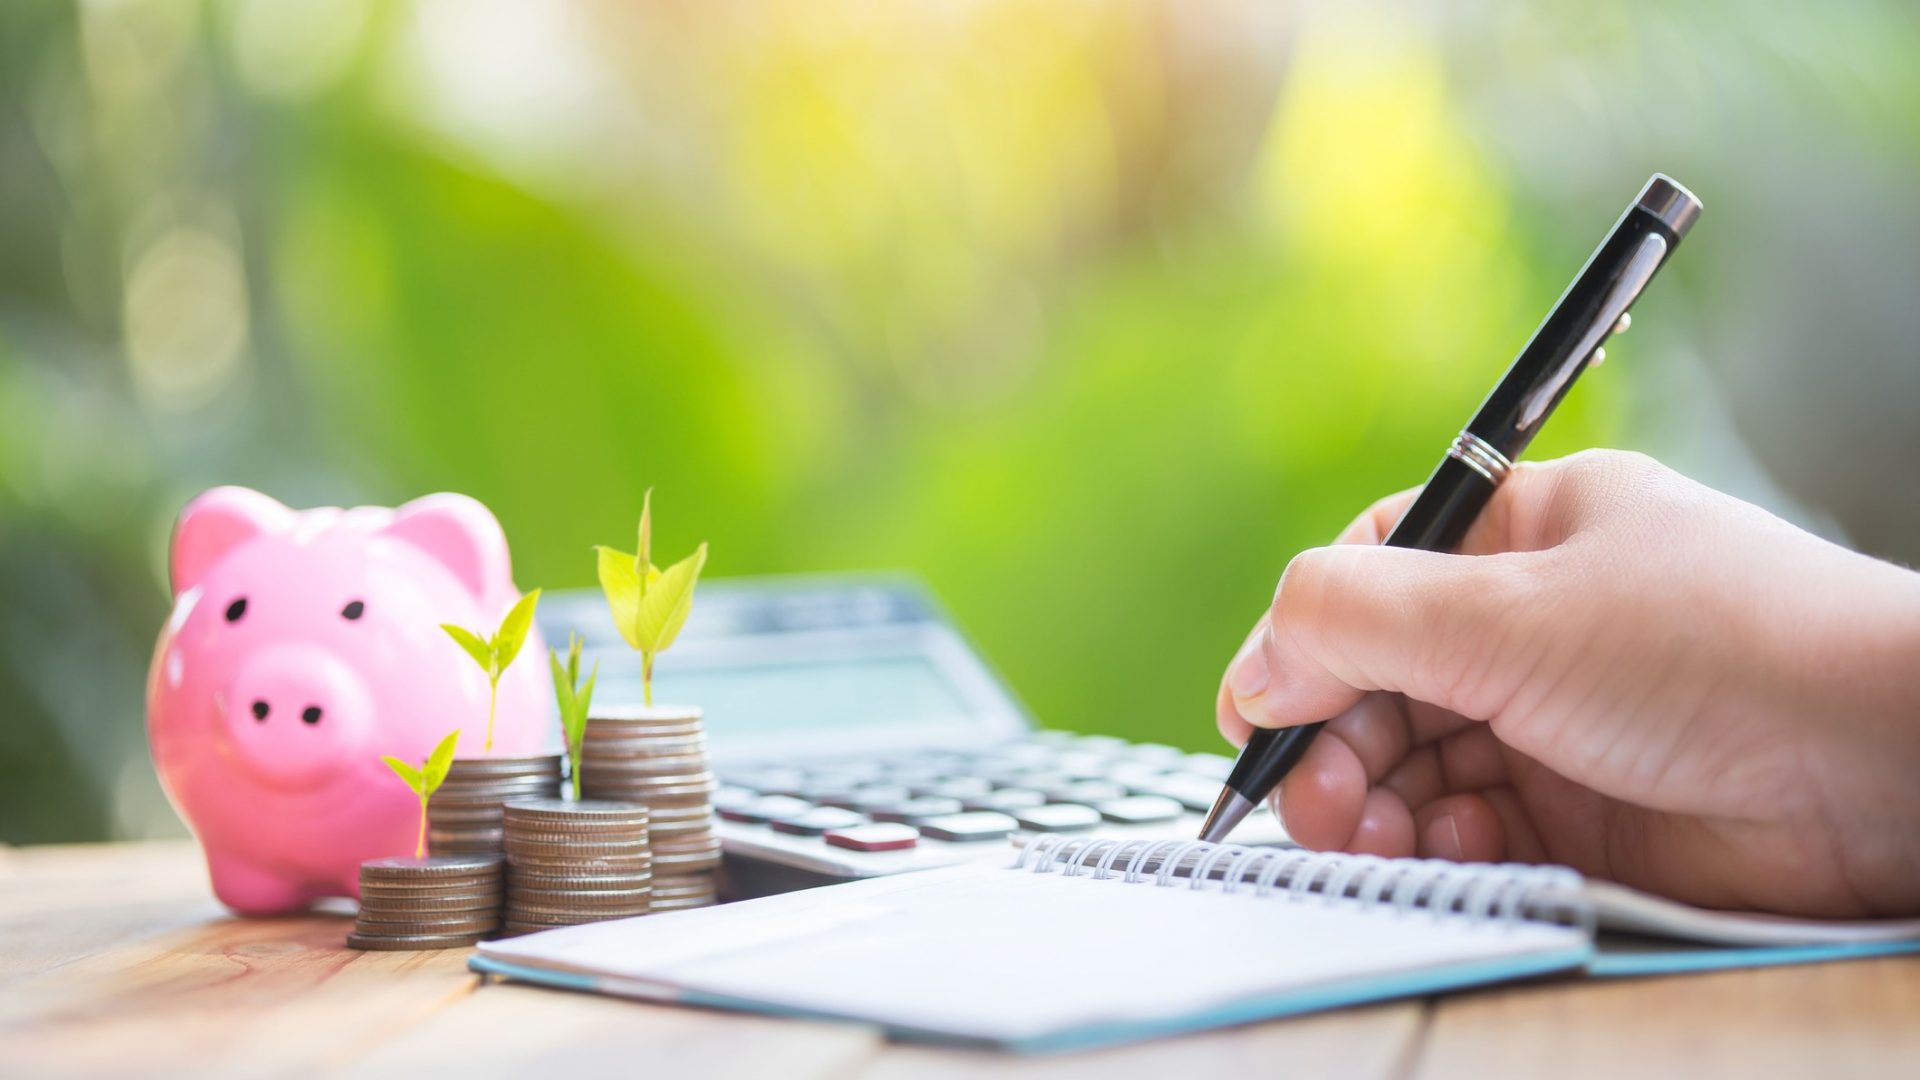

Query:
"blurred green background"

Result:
[[2, 1, 1917, 842]]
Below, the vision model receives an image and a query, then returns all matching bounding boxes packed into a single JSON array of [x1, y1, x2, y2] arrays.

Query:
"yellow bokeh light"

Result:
[[124, 226, 251, 414]]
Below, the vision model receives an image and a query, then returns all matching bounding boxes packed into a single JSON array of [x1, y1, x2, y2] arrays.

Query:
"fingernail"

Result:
[[1425, 813, 1463, 860], [1229, 624, 1271, 700]]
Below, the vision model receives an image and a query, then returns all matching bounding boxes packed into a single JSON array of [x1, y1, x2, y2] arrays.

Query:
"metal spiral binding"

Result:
[[1012, 837, 1591, 930]]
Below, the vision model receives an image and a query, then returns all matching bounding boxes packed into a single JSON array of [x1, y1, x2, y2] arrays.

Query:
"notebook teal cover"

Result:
[[1589, 937, 1920, 977]]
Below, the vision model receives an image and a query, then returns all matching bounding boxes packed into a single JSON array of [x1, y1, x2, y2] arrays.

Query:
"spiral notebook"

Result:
[[472, 838, 1920, 1053]]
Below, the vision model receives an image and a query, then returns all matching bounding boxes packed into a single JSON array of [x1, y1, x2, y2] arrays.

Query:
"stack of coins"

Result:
[[347, 855, 503, 950], [579, 705, 721, 910], [500, 798, 652, 935], [427, 754, 564, 856]]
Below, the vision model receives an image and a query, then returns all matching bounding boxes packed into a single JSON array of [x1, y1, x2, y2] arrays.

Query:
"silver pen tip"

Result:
[[1196, 789, 1257, 844]]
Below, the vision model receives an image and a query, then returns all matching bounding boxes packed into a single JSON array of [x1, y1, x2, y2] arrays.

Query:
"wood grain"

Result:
[[342, 977, 882, 1079], [0, 911, 477, 1078], [0, 840, 223, 985], [1413, 958, 1920, 1080], [3, 841, 1919, 1078]]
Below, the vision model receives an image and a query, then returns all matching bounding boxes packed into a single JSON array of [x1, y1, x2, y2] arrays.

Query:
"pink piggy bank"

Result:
[[148, 487, 553, 914]]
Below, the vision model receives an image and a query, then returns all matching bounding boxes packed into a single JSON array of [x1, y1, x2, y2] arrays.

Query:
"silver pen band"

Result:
[[1446, 431, 1513, 484]]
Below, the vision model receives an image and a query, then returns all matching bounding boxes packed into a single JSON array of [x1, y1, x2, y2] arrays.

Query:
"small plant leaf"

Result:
[[382, 755, 422, 793], [565, 632, 583, 686], [635, 542, 707, 655], [595, 545, 645, 652], [549, 646, 575, 715], [637, 488, 653, 581], [575, 661, 598, 729], [440, 623, 494, 674], [493, 589, 541, 670], [422, 729, 461, 795]]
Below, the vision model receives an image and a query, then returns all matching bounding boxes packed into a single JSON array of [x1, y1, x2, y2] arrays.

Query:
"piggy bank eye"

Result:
[[341, 600, 365, 621], [224, 597, 247, 623]]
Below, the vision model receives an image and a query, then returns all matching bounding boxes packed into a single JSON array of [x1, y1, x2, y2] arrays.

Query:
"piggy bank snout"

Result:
[[223, 645, 376, 790]]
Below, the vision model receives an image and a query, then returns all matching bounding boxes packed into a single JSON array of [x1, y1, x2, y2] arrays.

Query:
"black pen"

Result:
[[1198, 173, 1704, 844]]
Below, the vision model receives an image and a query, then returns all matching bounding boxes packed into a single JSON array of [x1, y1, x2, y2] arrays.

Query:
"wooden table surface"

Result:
[[2, 841, 1915, 1079]]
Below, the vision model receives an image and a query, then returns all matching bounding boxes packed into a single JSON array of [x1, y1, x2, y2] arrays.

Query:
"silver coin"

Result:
[[503, 797, 649, 819], [352, 913, 501, 935], [433, 779, 561, 798], [510, 899, 652, 914], [506, 864, 656, 883], [508, 886, 651, 904], [505, 834, 650, 855], [588, 704, 704, 722], [506, 854, 653, 872], [360, 855, 502, 879], [646, 896, 716, 912], [444, 754, 564, 773], [502, 912, 632, 929], [358, 880, 503, 899], [346, 930, 486, 950]]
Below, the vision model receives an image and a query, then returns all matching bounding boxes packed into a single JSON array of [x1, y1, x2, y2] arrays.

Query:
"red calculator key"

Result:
[[824, 823, 920, 852]]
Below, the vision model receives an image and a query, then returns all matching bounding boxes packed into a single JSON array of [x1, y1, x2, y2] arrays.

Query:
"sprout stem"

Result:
[[415, 796, 427, 859], [484, 681, 498, 751]]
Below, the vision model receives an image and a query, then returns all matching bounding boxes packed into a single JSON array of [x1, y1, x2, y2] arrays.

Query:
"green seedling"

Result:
[[441, 589, 542, 751], [382, 729, 460, 859], [549, 632, 599, 800], [595, 489, 707, 706]]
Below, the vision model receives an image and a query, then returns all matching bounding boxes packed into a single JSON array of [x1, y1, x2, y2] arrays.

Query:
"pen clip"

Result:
[[1516, 231, 1668, 431]]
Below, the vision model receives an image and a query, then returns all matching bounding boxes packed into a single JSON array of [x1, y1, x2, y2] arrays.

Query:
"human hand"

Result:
[[1217, 450, 1920, 917]]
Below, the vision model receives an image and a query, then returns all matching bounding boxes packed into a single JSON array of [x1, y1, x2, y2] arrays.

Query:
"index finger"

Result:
[[1334, 488, 1421, 546]]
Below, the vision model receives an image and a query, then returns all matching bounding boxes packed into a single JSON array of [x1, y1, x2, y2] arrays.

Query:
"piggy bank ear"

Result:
[[380, 494, 513, 601], [171, 487, 295, 597]]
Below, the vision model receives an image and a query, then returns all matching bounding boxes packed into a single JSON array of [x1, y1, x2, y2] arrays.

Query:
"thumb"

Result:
[[1226, 543, 1552, 732]]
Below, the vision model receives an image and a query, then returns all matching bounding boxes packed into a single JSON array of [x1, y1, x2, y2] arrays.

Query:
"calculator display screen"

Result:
[[605, 653, 976, 734], [540, 575, 1030, 758]]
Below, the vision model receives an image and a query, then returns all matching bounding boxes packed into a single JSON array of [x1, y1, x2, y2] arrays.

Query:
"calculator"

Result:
[[539, 574, 1288, 898]]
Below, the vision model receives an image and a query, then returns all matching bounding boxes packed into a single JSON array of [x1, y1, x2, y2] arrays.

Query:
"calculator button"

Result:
[[727, 767, 807, 795], [1147, 774, 1222, 811], [1028, 731, 1077, 748], [868, 797, 965, 824], [1041, 779, 1128, 805], [1122, 743, 1186, 764], [1013, 804, 1102, 832], [712, 786, 759, 813], [916, 811, 1018, 843], [968, 762, 1033, 787], [997, 743, 1055, 765], [807, 762, 887, 785], [885, 765, 948, 788], [1011, 771, 1073, 794], [719, 794, 813, 824], [1105, 763, 1171, 792], [1054, 754, 1112, 779], [768, 807, 868, 836], [824, 823, 920, 852], [798, 778, 861, 804], [922, 777, 993, 801], [1094, 795, 1185, 825], [1181, 753, 1235, 780], [963, 788, 1046, 813], [848, 785, 914, 811], [1074, 735, 1130, 754]]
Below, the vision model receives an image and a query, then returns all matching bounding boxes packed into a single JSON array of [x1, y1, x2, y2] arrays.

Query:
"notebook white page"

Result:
[[479, 860, 1589, 1045]]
